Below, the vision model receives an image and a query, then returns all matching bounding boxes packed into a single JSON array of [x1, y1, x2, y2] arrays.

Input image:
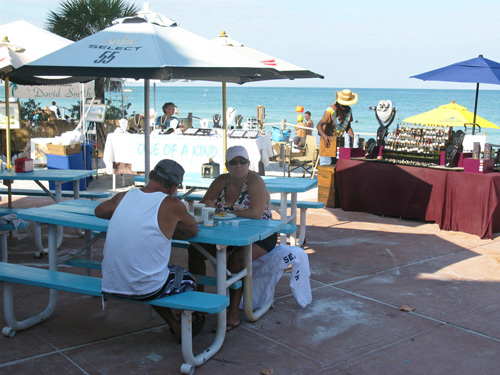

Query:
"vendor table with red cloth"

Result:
[[336, 159, 500, 239]]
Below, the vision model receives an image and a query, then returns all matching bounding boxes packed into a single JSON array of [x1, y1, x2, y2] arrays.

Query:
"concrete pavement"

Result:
[[1, 174, 500, 374]]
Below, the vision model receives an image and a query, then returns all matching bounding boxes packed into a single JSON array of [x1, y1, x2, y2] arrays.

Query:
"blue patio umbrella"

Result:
[[410, 55, 500, 134]]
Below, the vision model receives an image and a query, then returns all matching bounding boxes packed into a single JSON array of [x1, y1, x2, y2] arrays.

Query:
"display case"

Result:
[[381, 123, 452, 167], [317, 165, 340, 208]]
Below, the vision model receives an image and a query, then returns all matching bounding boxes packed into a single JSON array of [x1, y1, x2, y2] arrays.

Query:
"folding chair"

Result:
[[284, 135, 319, 177]]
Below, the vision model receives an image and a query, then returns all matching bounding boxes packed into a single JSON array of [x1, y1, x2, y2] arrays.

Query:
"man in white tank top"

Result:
[[95, 159, 199, 342]]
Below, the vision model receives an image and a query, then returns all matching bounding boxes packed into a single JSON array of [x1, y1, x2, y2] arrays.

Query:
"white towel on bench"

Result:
[[0, 214, 25, 230], [242, 244, 312, 309]]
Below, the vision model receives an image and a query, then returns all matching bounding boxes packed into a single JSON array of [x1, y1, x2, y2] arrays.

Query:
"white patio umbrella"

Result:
[[213, 31, 324, 80], [212, 31, 323, 158], [0, 20, 75, 171], [0, 20, 71, 74], [10, 4, 287, 180]]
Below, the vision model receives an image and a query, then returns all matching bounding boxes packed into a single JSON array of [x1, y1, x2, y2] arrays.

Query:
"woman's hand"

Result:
[[203, 199, 217, 208]]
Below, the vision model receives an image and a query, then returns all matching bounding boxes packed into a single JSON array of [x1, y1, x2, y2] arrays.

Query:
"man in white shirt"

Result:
[[49, 101, 60, 119], [95, 159, 200, 342]]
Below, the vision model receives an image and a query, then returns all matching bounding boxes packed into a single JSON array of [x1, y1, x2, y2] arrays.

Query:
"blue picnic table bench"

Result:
[[0, 188, 111, 200], [0, 262, 228, 375], [1, 199, 284, 374]]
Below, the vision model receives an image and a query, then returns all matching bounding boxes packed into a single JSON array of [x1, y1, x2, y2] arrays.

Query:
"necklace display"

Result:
[[133, 114, 141, 127]]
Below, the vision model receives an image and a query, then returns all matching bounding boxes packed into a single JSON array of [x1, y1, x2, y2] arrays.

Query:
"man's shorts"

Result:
[[113, 265, 197, 301]]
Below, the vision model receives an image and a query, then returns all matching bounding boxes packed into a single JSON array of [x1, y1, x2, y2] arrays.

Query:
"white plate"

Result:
[[215, 213, 237, 220]]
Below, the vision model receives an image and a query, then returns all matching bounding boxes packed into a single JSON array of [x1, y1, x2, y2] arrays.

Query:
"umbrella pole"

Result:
[[81, 83, 87, 171], [4, 78, 12, 208], [4, 78, 12, 171], [222, 82, 227, 173], [473, 82, 480, 135], [144, 79, 151, 184]]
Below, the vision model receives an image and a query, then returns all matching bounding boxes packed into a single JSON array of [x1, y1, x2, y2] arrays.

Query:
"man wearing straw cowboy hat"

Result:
[[316, 89, 358, 165]]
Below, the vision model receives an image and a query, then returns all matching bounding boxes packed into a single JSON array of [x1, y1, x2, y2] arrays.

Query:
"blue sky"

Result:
[[2, 0, 500, 89]]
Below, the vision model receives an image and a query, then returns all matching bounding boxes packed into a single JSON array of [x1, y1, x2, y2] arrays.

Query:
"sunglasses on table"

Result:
[[228, 159, 249, 166]]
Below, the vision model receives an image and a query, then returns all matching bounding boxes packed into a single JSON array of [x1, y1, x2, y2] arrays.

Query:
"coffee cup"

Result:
[[193, 203, 205, 223], [203, 207, 216, 227]]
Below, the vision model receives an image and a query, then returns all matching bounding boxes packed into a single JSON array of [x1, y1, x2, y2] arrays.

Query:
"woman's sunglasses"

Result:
[[228, 159, 249, 166]]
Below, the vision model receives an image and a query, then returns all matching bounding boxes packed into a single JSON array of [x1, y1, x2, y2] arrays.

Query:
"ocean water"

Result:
[[5, 86, 500, 145]]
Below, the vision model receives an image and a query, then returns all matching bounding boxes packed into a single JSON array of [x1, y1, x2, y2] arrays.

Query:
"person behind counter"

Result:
[[316, 89, 358, 165], [188, 145, 277, 332], [95, 159, 201, 342], [156, 102, 186, 133]]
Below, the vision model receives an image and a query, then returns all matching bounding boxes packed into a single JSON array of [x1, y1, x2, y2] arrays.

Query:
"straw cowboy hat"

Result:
[[336, 89, 358, 106]]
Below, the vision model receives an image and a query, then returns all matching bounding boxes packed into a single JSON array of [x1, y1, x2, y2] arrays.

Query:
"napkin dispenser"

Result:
[[14, 158, 34, 173], [201, 158, 220, 178]]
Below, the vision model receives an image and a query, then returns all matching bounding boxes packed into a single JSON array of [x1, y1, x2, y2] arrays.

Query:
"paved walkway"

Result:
[[1, 172, 500, 374]]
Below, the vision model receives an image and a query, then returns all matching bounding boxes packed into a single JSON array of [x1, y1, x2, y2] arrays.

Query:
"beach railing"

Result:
[[266, 120, 376, 137]]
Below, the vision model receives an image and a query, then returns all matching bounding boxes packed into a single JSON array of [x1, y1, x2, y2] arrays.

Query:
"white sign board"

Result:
[[130, 136, 224, 173], [0, 102, 21, 129], [10, 82, 95, 99], [84, 104, 107, 123]]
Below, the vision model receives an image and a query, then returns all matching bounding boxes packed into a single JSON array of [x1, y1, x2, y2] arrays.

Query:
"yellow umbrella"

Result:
[[403, 101, 500, 130]]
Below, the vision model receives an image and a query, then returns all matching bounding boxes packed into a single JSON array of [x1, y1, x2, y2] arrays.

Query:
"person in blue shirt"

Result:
[[156, 102, 185, 133]]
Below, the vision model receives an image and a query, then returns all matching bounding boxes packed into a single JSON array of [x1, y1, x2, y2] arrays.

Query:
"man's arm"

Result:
[[346, 111, 354, 137], [317, 111, 330, 146], [94, 192, 126, 219], [172, 204, 199, 239], [158, 197, 199, 240]]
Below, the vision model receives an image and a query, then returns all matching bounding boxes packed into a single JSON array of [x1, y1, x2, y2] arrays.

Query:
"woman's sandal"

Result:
[[211, 321, 240, 333]]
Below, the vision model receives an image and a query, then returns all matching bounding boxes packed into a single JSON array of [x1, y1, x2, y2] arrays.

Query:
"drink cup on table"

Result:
[[193, 203, 205, 223], [203, 207, 216, 227]]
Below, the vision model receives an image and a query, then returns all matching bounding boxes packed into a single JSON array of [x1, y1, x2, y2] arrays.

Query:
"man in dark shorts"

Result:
[[95, 159, 200, 342]]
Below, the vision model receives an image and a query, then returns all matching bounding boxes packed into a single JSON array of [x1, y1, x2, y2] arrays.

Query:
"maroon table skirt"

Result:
[[336, 159, 500, 239]]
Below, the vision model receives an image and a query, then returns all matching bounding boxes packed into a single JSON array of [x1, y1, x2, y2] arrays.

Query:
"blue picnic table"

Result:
[[0, 169, 98, 256], [12, 199, 284, 371], [135, 173, 319, 245]]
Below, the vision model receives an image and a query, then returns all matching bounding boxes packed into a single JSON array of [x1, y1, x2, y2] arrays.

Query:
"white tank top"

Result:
[[102, 189, 173, 296]]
